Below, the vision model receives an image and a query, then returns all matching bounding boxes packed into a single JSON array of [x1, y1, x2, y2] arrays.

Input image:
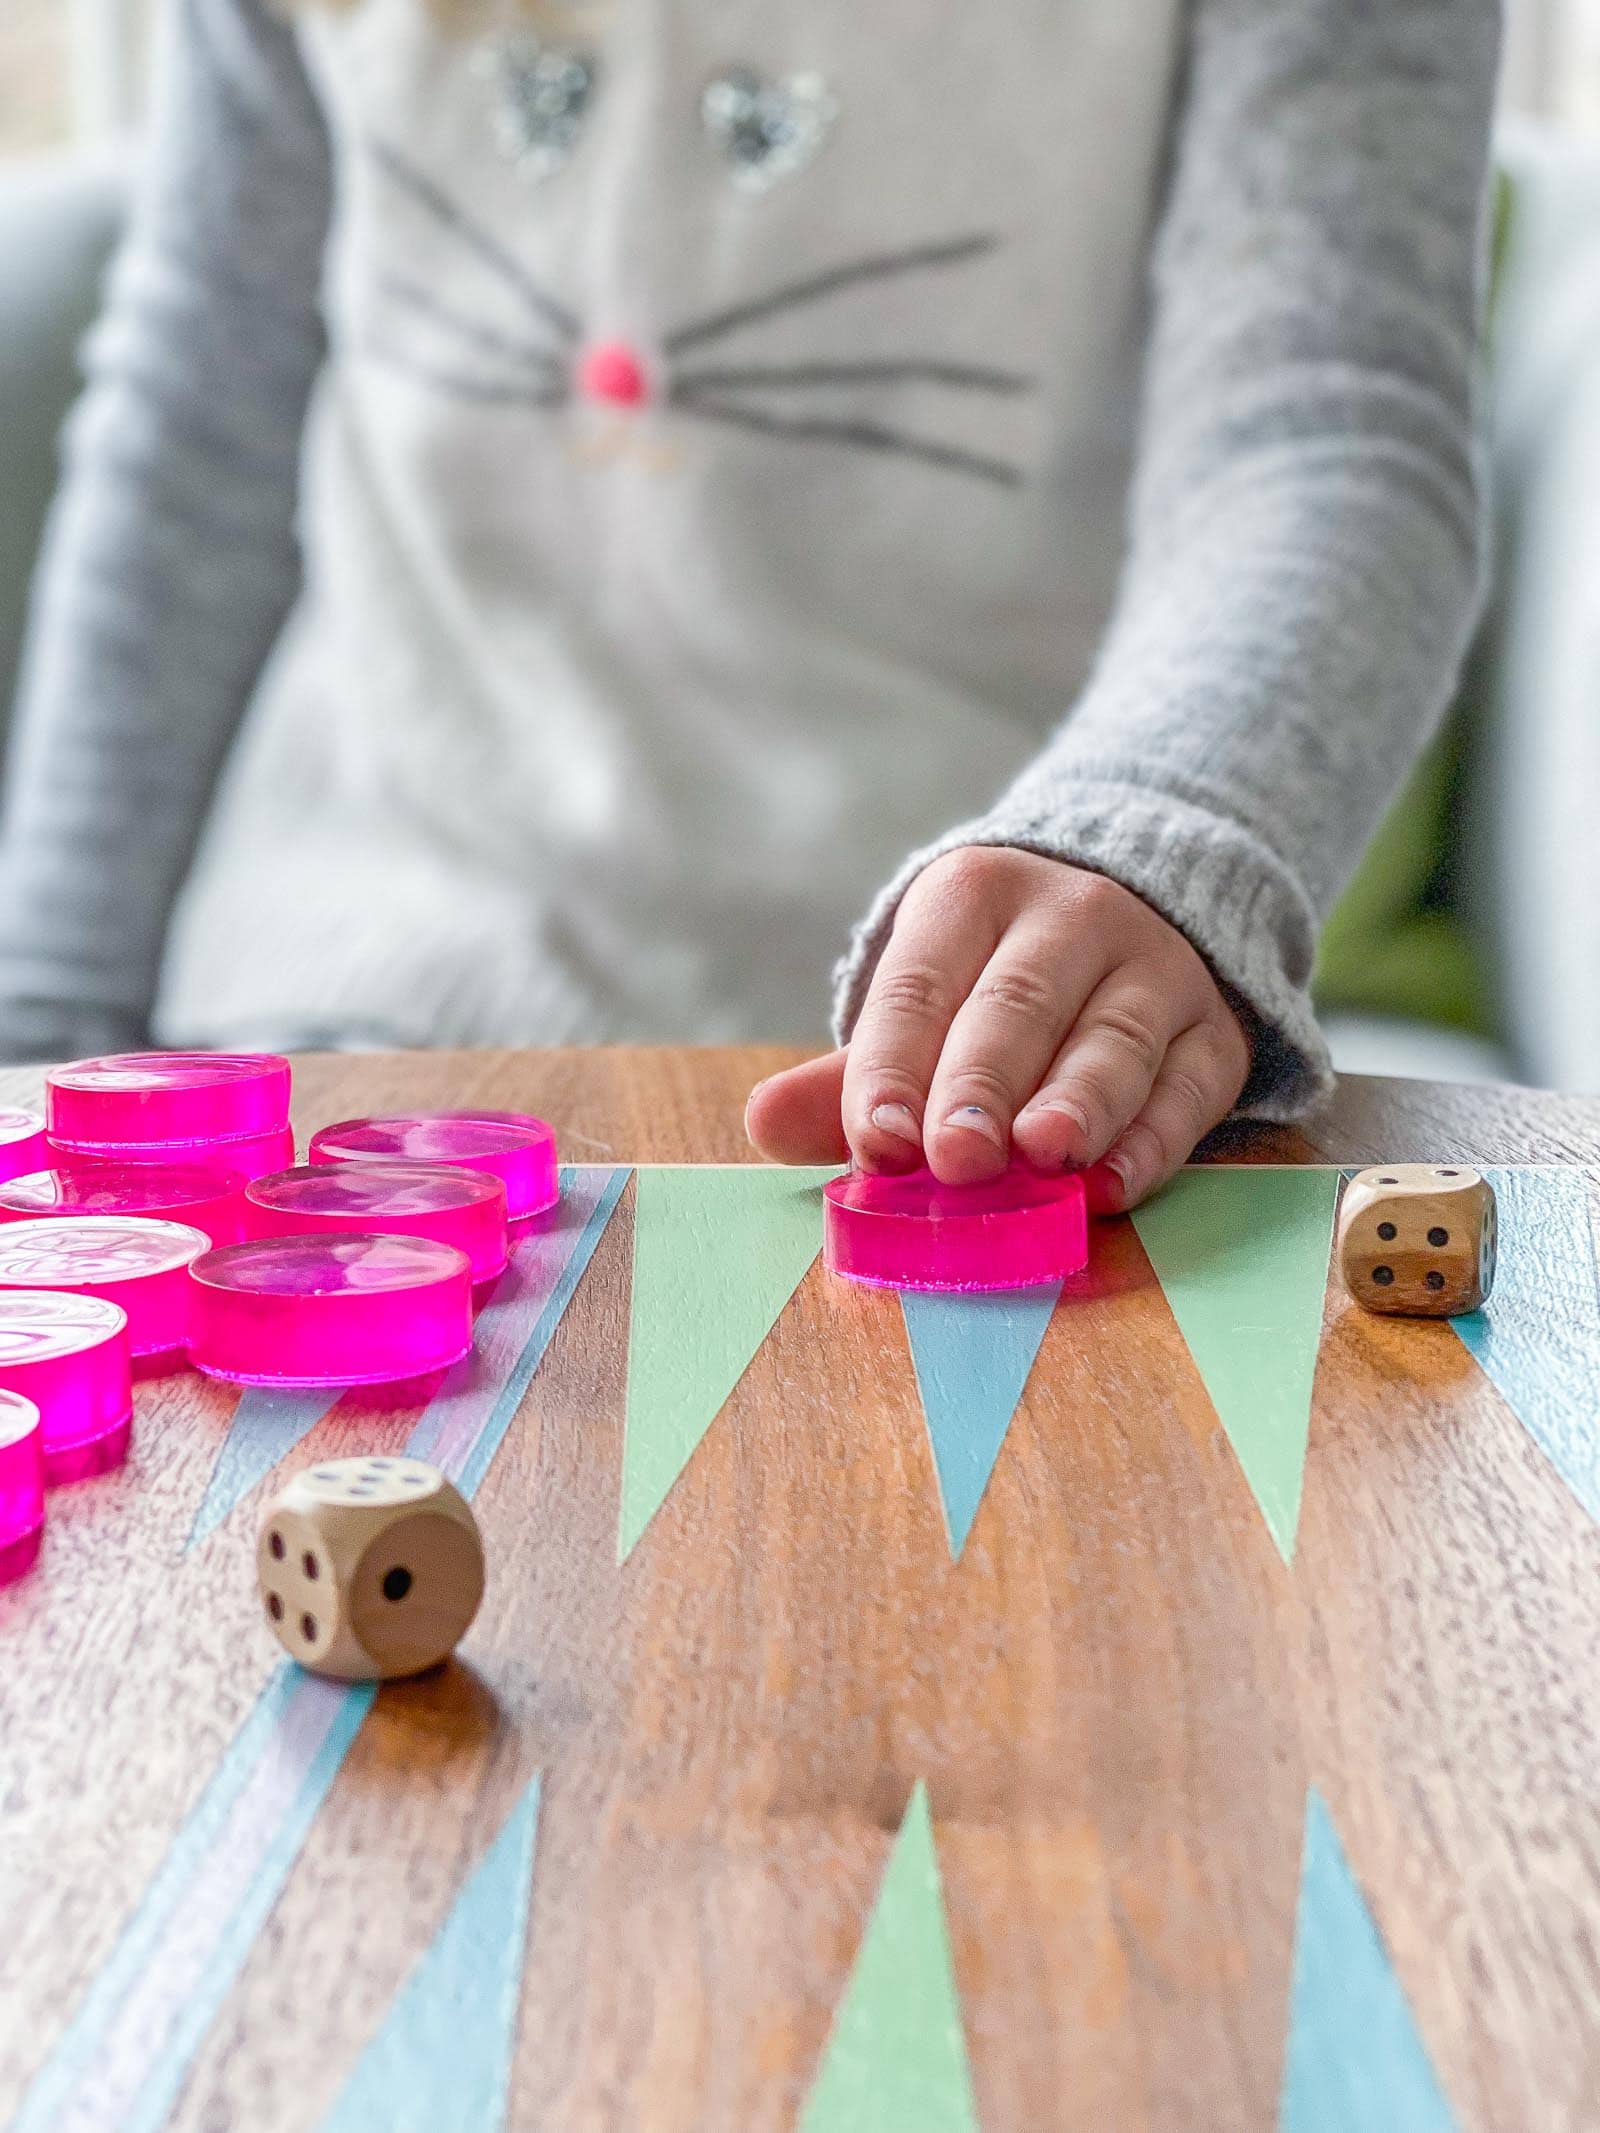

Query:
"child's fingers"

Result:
[[921, 924, 1104, 1184], [1089, 1020, 1251, 1211], [1011, 964, 1205, 1172], [744, 1048, 850, 1164], [840, 871, 1002, 1172]]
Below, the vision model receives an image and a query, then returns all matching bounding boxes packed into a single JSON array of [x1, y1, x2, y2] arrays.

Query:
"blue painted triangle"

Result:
[[1451, 1167, 1600, 1524], [320, 1777, 543, 2133], [185, 1388, 344, 1550], [900, 1285, 1061, 1554], [1281, 1791, 1457, 2132]]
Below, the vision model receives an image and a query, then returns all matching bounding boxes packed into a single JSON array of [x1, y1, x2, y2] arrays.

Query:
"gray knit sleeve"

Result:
[[834, 0, 1501, 1119], [0, 0, 329, 1062]]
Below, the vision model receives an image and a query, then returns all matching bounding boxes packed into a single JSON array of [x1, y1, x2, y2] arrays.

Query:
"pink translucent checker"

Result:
[[46, 1050, 291, 1151], [0, 1292, 132, 1485], [0, 1162, 246, 1246], [308, 1112, 559, 1222], [0, 1388, 45, 1585], [245, 1162, 509, 1284], [48, 1123, 297, 1184], [0, 1110, 48, 1184], [189, 1233, 475, 1389], [0, 1216, 208, 1360], [823, 1161, 1089, 1294]]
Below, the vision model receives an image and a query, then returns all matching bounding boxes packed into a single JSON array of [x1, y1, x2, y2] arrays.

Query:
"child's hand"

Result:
[[745, 847, 1252, 1212]]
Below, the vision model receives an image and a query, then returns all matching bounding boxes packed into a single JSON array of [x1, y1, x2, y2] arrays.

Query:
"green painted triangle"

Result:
[[618, 1166, 834, 1559], [799, 1782, 978, 2133], [1131, 1167, 1338, 1560]]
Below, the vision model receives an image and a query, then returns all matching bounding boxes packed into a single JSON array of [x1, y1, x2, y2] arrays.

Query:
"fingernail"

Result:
[[942, 1104, 1004, 1149], [870, 1102, 922, 1145], [1104, 1153, 1135, 1195], [1021, 1097, 1092, 1138]]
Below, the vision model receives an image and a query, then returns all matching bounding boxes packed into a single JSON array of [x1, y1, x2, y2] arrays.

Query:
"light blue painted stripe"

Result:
[[186, 1387, 345, 1550], [899, 1286, 1061, 1555], [319, 1778, 543, 2133], [398, 1165, 629, 1495], [452, 1166, 629, 1501], [8, 1667, 303, 2133], [10, 1671, 374, 2133], [1452, 1166, 1600, 1523], [9, 1168, 626, 2133], [1280, 1792, 1457, 2133], [117, 1681, 377, 2133]]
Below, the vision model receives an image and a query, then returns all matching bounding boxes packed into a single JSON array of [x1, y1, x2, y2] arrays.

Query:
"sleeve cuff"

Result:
[[831, 779, 1335, 1123]]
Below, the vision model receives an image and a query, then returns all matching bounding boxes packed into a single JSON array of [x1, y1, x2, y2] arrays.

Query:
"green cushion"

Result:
[[1311, 171, 1513, 1042]]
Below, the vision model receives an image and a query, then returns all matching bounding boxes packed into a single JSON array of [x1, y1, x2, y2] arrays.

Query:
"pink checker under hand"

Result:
[[0, 1292, 133, 1485], [188, 1233, 475, 1389], [0, 1162, 246, 1246], [244, 1163, 509, 1285], [0, 1388, 45, 1585], [46, 1050, 291, 1152], [0, 1110, 48, 1185], [308, 1113, 559, 1223], [823, 1161, 1090, 1294], [0, 1216, 208, 1360]]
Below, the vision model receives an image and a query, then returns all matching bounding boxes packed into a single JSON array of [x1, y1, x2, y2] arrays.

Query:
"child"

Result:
[[0, 0, 1499, 1208]]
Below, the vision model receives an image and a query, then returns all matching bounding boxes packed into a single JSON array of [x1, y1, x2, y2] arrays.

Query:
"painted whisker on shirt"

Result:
[[377, 276, 569, 378], [363, 340, 569, 410], [660, 234, 1002, 359], [368, 138, 582, 341], [670, 359, 1032, 398], [665, 397, 1024, 487]]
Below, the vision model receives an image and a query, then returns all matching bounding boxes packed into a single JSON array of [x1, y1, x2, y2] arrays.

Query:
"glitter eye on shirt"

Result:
[[478, 35, 839, 196], [701, 68, 840, 192], [480, 34, 599, 182]]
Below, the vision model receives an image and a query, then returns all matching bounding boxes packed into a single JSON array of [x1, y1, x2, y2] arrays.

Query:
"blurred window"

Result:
[[0, 0, 160, 161]]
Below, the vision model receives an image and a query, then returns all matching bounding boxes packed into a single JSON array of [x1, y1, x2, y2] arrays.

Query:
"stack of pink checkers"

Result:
[[46, 1050, 295, 1181], [823, 1161, 1089, 1293], [308, 1112, 559, 1223], [193, 1114, 556, 1388]]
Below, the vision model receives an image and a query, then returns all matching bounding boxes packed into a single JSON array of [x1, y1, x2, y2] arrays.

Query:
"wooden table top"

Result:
[[1, 1047, 1598, 2133]]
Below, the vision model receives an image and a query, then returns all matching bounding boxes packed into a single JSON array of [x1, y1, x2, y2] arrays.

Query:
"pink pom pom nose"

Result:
[[577, 341, 649, 406]]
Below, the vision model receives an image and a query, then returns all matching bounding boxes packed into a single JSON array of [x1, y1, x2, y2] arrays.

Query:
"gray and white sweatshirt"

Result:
[[0, 0, 1501, 1112]]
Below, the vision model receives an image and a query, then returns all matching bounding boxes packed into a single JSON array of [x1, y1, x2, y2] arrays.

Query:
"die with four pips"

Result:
[[1336, 1163, 1497, 1318]]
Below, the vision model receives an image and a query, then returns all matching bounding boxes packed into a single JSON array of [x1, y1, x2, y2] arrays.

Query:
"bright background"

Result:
[[2, 2, 1599, 1094]]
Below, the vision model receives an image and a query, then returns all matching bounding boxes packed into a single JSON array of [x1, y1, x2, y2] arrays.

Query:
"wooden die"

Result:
[[1337, 1164, 1497, 1318], [257, 1456, 485, 1681]]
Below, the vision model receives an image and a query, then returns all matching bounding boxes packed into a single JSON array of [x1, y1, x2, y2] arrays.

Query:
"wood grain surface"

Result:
[[0, 1049, 1597, 2133]]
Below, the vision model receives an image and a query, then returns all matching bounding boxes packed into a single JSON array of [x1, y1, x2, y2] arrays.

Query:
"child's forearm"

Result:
[[835, 0, 1501, 1126], [0, 0, 329, 1062]]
